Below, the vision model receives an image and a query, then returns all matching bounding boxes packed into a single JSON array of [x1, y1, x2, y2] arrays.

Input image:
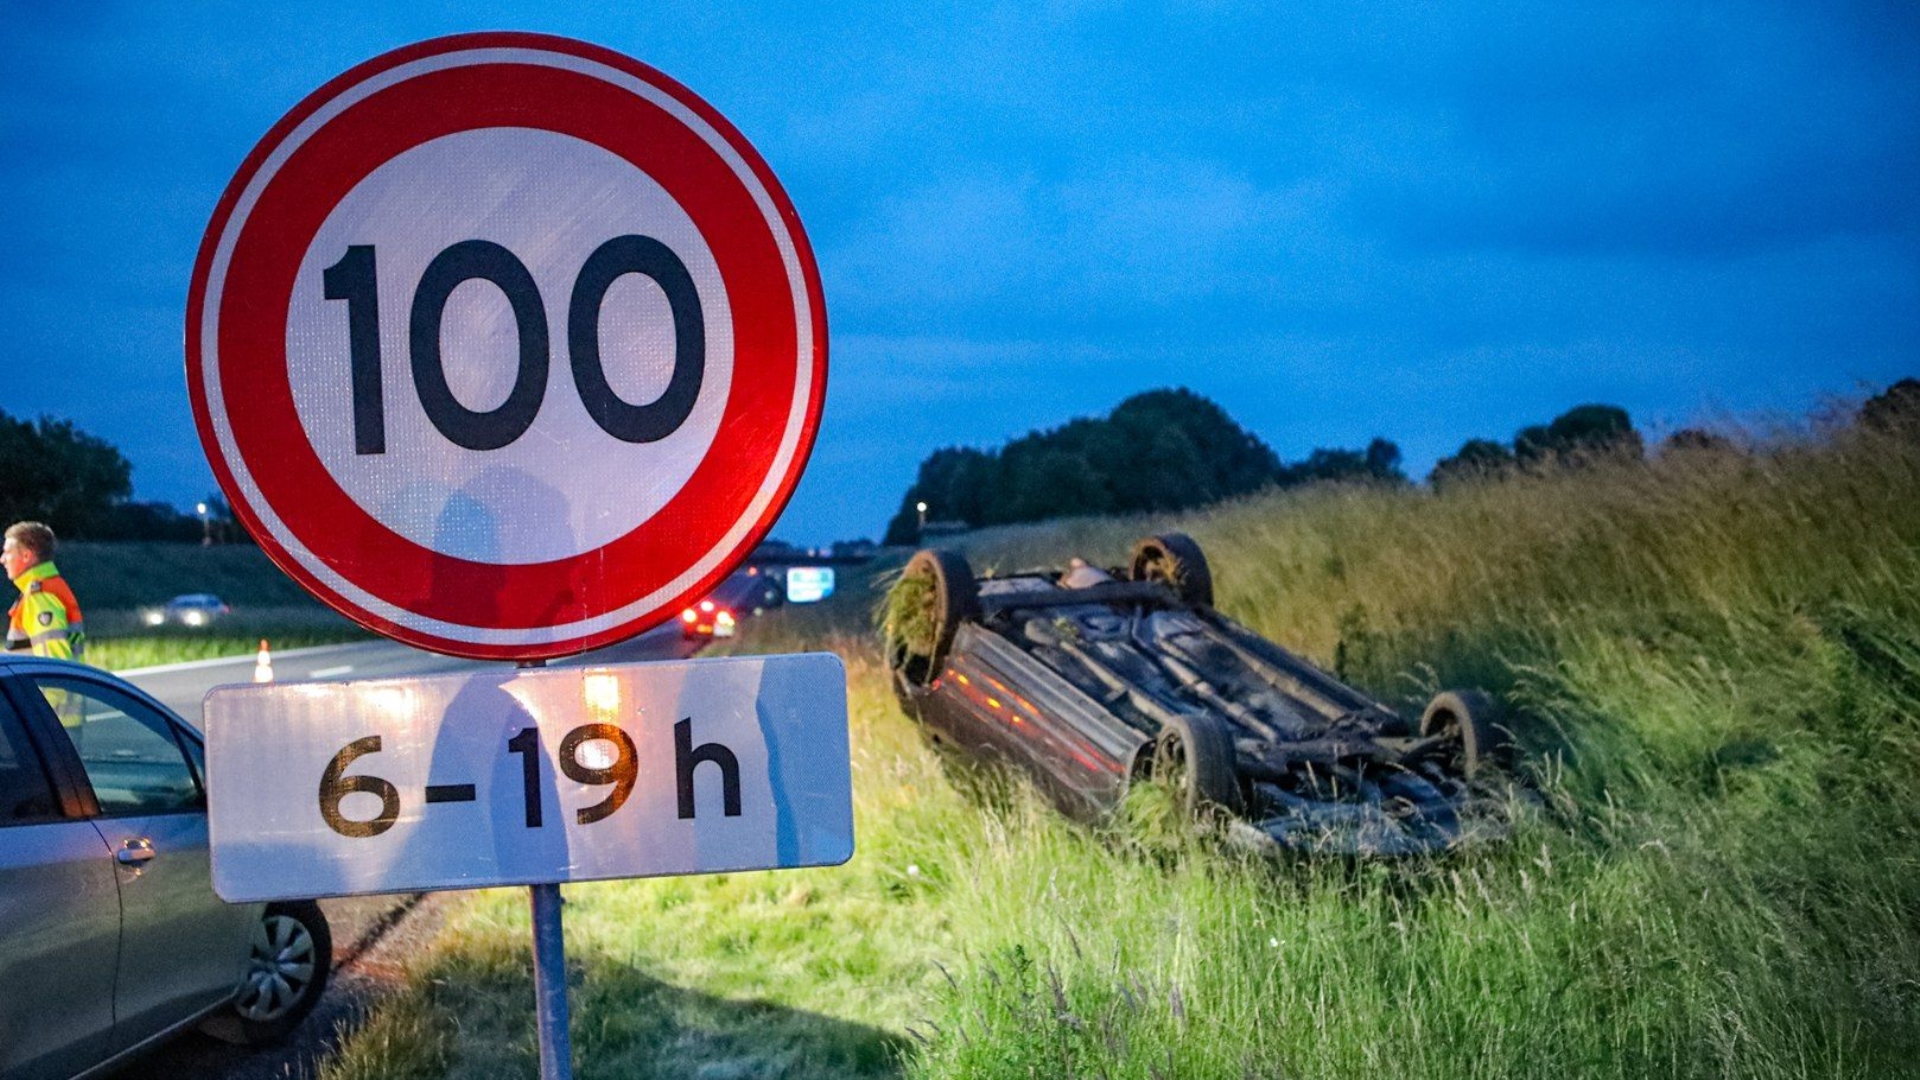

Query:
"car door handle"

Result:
[[116, 839, 156, 866]]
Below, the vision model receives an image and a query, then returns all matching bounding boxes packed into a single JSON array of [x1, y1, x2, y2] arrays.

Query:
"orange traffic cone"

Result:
[[253, 639, 274, 683]]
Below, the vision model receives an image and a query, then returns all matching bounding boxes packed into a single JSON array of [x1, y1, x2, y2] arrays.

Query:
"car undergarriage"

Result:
[[883, 533, 1524, 856]]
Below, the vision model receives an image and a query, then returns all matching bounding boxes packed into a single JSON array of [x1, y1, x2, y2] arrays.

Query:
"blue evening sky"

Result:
[[3, 2, 1915, 544]]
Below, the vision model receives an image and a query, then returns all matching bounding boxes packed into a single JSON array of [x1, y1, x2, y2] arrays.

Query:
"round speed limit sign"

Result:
[[187, 33, 826, 659]]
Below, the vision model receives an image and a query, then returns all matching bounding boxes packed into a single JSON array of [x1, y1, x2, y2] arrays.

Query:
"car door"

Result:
[[921, 627, 1021, 762], [0, 676, 120, 1080], [20, 672, 256, 1056], [954, 630, 1136, 819]]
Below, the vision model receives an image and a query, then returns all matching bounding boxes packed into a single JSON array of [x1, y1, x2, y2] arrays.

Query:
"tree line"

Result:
[[0, 406, 235, 542], [11, 375, 1915, 551], [885, 379, 1920, 544], [1427, 403, 1645, 487], [883, 388, 1406, 544]]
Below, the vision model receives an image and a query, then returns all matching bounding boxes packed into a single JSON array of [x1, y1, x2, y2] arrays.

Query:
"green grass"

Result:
[[323, 424, 1920, 1078], [880, 565, 937, 659]]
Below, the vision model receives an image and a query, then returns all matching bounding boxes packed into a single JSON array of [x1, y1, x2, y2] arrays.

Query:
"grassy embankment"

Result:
[[51, 541, 366, 669], [324, 423, 1920, 1079]]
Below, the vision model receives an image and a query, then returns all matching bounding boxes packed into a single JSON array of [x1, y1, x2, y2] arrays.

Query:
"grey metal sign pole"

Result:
[[530, 881, 574, 1080], [520, 657, 574, 1080]]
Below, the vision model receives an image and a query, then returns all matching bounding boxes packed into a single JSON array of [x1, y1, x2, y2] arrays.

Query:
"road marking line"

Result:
[[310, 665, 355, 678]]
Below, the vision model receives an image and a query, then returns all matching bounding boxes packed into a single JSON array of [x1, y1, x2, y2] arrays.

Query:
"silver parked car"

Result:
[[0, 655, 330, 1080], [141, 594, 232, 629]]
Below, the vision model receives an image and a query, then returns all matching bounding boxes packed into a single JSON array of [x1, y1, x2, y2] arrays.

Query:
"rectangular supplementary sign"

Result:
[[785, 566, 836, 604], [205, 654, 853, 902]]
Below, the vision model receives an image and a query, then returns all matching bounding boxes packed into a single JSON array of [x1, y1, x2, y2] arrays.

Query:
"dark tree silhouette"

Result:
[[881, 388, 1420, 543], [1429, 438, 1516, 488], [1365, 437, 1404, 480], [0, 408, 134, 538], [1430, 404, 1641, 488], [884, 446, 1000, 545], [882, 387, 1284, 543], [1277, 437, 1407, 488], [1661, 428, 1739, 456], [1860, 378, 1920, 435], [1516, 404, 1643, 464], [90, 502, 203, 543]]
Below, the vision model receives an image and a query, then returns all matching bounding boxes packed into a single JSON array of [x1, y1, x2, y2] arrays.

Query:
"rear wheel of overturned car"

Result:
[[1419, 689, 1512, 779], [886, 548, 979, 687], [1152, 712, 1243, 817], [1130, 532, 1214, 608], [201, 900, 333, 1046]]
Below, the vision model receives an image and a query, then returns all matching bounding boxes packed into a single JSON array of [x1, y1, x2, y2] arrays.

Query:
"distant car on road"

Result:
[[143, 594, 232, 628], [0, 655, 331, 1080], [883, 533, 1521, 856], [680, 571, 786, 641]]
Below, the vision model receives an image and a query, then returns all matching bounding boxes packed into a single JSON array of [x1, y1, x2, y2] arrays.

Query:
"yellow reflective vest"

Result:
[[8, 560, 85, 662]]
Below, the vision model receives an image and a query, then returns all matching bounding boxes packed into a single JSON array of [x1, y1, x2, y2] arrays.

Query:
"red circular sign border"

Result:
[[220, 64, 796, 623], [186, 33, 828, 660]]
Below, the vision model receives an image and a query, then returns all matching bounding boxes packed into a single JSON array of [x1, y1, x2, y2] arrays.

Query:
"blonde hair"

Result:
[[4, 521, 55, 561]]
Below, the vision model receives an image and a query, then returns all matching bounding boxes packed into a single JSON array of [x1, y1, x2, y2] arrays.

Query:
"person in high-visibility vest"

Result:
[[4, 521, 86, 662]]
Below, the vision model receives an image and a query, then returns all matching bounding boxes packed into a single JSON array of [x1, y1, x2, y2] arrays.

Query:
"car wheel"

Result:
[[203, 900, 333, 1046], [886, 548, 978, 686], [1130, 533, 1214, 608], [1419, 689, 1512, 778], [1152, 712, 1243, 816]]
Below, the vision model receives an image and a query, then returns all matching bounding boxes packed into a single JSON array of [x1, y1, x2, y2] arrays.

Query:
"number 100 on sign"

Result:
[[205, 655, 854, 903], [323, 233, 704, 454]]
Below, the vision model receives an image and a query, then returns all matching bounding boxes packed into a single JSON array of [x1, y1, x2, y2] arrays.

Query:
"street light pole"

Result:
[[197, 502, 211, 546], [916, 501, 928, 533]]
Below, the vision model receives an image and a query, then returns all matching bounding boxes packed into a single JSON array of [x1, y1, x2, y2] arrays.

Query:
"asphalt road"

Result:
[[118, 623, 702, 1079], [125, 621, 700, 721]]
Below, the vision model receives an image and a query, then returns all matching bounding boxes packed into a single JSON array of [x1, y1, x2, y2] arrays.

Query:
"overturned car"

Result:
[[883, 533, 1520, 855]]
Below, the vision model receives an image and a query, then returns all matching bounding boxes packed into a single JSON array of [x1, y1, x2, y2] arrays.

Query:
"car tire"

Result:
[[1153, 712, 1243, 816], [1130, 533, 1214, 608], [202, 900, 333, 1046], [1419, 689, 1512, 778], [888, 548, 979, 686]]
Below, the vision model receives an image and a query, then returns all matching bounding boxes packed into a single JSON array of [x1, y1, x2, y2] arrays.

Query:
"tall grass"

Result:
[[324, 425, 1920, 1078]]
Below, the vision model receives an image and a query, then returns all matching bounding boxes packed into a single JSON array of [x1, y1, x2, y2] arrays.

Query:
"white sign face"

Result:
[[283, 126, 736, 565], [186, 33, 828, 660], [205, 654, 852, 902]]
